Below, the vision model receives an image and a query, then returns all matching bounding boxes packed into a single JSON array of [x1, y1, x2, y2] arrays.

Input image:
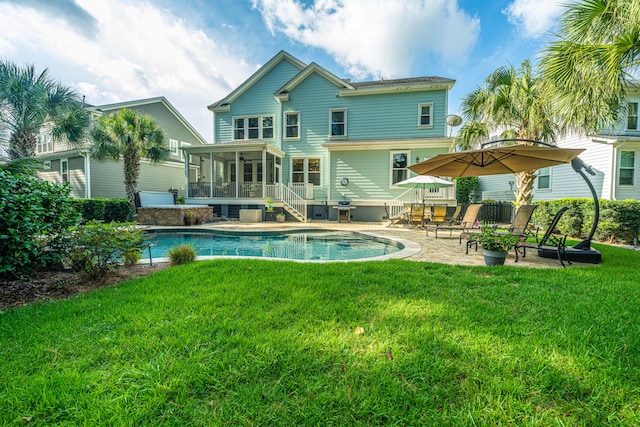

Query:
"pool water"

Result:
[[147, 230, 403, 261]]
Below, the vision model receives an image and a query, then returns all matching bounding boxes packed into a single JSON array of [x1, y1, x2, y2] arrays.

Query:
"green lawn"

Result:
[[1, 244, 639, 425]]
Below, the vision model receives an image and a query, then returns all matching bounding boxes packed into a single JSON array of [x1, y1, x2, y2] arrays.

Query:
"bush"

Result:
[[533, 198, 640, 244], [168, 244, 197, 266], [455, 176, 480, 204], [72, 198, 132, 223], [0, 170, 81, 280], [65, 221, 147, 279]]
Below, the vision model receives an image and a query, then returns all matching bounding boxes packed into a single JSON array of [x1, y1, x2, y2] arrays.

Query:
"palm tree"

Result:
[[90, 108, 169, 206], [455, 60, 561, 207], [540, 0, 640, 133], [0, 60, 90, 160]]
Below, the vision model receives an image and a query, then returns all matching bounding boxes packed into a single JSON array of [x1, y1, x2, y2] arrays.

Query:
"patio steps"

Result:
[[284, 206, 306, 222]]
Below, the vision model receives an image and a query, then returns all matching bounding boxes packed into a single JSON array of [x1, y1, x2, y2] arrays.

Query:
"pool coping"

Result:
[[141, 226, 422, 263]]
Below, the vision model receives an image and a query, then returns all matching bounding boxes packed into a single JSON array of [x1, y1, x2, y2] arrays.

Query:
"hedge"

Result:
[[532, 198, 640, 245], [72, 198, 133, 223]]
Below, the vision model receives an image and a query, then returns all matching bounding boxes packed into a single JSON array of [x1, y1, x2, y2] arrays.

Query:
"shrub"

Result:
[[168, 244, 197, 266], [65, 221, 147, 279], [0, 170, 81, 280], [71, 198, 132, 223], [455, 176, 480, 204]]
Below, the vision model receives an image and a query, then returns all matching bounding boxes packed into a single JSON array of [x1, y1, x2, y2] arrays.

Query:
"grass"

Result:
[[1, 243, 639, 425]]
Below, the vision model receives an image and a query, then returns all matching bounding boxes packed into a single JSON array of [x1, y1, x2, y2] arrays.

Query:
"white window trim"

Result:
[[290, 157, 322, 187], [37, 134, 54, 154], [627, 101, 639, 131], [169, 139, 179, 155], [284, 111, 300, 141], [329, 109, 347, 138], [233, 115, 275, 141], [389, 150, 410, 187], [618, 149, 636, 186], [418, 103, 433, 128], [61, 158, 69, 185], [537, 167, 552, 191]]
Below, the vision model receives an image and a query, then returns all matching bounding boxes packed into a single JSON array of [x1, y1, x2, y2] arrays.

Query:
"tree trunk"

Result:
[[8, 131, 37, 159], [514, 170, 537, 207], [123, 151, 141, 208]]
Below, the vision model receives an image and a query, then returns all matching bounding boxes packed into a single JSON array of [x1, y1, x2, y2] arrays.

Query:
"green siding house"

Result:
[[183, 51, 456, 221], [36, 97, 207, 199]]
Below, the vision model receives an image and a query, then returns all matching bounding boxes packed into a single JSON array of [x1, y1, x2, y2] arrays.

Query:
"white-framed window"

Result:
[[390, 151, 409, 186], [169, 139, 179, 155], [291, 157, 321, 186], [180, 141, 191, 161], [330, 109, 346, 137], [284, 112, 299, 139], [61, 158, 68, 184], [418, 103, 433, 127], [627, 102, 638, 130], [233, 115, 274, 140], [537, 167, 551, 190], [36, 134, 53, 154], [619, 150, 635, 186]]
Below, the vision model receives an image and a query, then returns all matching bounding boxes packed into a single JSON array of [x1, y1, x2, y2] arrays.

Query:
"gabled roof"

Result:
[[91, 96, 208, 145], [208, 50, 307, 111], [274, 62, 355, 100]]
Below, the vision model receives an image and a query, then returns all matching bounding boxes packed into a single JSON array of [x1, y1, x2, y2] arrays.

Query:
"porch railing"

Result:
[[289, 182, 314, 199], [280, 183, 307, 222]]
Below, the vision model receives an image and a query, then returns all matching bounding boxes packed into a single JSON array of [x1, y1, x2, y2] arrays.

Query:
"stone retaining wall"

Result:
[[137, 206, 214, 226]]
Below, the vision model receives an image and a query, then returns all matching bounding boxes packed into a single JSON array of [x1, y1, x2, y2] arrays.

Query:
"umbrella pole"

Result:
[[571, 158, 599, 250]]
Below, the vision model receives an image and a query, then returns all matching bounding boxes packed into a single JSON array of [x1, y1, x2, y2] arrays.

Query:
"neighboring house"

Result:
[[36, 97, 208, 199], [183, 50, 456, 221], [480, 89, 640, 203]]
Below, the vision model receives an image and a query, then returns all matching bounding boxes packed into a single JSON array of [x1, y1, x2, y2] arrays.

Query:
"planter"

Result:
[[276, 215, 285, 223], [483, 249, 508, 266], [184, 215, 197, 226]]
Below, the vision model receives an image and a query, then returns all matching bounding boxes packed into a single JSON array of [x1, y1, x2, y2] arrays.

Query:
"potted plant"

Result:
[[184, 211, 197, 226], [476, 223, 520, 265], [276, 212, 285, 223], [264, 197, 274, 211]]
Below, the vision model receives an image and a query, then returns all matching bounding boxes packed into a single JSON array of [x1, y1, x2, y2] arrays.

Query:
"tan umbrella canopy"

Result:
[[408, 145, 585, 177]]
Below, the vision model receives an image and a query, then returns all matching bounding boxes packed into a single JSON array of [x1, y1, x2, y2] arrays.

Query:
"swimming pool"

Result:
[[146, 229, 411, 262]]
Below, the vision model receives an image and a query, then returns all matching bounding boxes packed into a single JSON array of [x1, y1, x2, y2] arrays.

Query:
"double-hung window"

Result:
[[169, 139, 179, 155], [234, 115, 274, 140], [627, 102, 638, 130], [390, 151, 409, 186], [619, 150, 635, 186], [61, 159, 68, 185], [285, 112, 299, 139], [37, 134, 53, 154], [330, 109, 346, 137], [291, 157, 321, 186], [418, 103, 432, 127], [537, 167, 551, 190]]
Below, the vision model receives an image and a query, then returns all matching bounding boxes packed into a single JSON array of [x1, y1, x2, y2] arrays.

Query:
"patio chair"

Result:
[[426, 204, 482, 238], [409, 203, 425, 228], [535, 206, 571, 267], [446, 205, 462, 223], [384, 202, 406, 228], [430, 205, 448, 223], [463, 204, 539, 261]]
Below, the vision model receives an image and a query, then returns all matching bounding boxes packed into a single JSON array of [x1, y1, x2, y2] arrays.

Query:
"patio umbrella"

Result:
[[395, 175, 454, 202], [408, 145, 584, 177]]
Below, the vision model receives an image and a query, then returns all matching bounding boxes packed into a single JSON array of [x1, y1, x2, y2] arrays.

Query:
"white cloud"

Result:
[[503, 0, 564, 38], [0, 0, 259, 140], [252, 0, 480, 80]]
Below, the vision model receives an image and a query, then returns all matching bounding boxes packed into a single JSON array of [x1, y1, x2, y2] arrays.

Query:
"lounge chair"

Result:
[[426, 203, 482, 238], [535, 206, 571, 266], [430, 205, 448, 223], [384, 202, 406, 228], [446, 205, 462, 223], [409, 203, 425, 228], [464, 204, 539, 260]]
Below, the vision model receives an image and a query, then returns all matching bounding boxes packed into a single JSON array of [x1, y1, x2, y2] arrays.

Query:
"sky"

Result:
[[0, 0, 567, 143]]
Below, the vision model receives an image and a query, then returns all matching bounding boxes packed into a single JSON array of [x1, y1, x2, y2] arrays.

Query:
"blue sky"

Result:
[[0, 0, 566, 142]]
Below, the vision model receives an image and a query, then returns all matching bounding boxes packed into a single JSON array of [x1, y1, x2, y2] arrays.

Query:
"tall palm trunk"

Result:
[[514, 170, 536, 207], [8, 131, 37, 159], [123, 150, 141, 207]]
